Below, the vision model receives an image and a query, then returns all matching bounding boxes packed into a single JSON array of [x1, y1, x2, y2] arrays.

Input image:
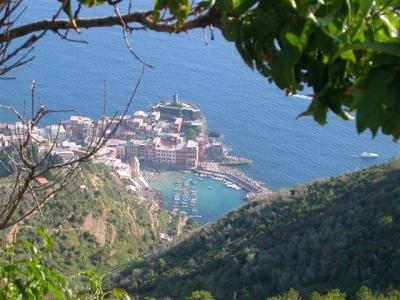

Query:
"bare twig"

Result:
[[103, 79, 108, 118], [0, 0, 66, 77], [53, 29, 88, 44], [0, 67, 145, 230], [114, 5, 153, 68]]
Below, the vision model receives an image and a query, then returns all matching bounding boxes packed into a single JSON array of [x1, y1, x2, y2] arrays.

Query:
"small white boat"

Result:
[[360, 152, 379, 158]]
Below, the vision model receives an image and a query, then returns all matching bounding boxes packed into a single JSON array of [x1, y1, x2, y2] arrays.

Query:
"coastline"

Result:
[[142, 169, 166, 185]]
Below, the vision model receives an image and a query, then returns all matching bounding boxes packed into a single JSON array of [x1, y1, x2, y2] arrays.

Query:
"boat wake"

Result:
[[290, 94, 313, 100], [352, 152, 380, 158]]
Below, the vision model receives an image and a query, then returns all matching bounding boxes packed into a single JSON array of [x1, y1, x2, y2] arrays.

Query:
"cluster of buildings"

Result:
[[0, 94, 263, 204], [0, 94, 217, 173], [100, 94, 209, 169]]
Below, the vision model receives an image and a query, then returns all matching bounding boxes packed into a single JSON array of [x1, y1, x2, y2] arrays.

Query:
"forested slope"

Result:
[[113, 159, 400, 299], [0, 163, 195, 276]]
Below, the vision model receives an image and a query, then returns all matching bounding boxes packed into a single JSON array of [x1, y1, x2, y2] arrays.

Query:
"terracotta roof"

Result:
[[35, 177, 49, 186]]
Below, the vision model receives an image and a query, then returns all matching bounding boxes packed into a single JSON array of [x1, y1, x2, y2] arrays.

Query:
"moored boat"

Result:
[[360, 152, 379, 158]]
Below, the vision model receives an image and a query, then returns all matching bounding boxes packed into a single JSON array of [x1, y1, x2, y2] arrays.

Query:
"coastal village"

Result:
[[0, 94, 269, 220]]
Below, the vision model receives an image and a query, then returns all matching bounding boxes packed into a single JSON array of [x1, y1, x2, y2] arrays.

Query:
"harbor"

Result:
[[145, 160, 271, 223], [149, 170, 247, 224]]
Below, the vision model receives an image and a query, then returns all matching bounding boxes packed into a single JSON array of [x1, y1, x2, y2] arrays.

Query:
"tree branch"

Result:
[[0, 9, 220, 43]]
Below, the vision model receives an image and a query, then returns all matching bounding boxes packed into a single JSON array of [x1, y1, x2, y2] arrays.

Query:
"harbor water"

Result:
[[151, 172, 247, 224]]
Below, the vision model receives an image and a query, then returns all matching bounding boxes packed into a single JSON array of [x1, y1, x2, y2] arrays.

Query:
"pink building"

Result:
[[145, 137, 199, 169]]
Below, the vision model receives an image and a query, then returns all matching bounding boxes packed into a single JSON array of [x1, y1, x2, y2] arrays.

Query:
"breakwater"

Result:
[[195, 162, 271, 199], [220, 155, 252, 165]]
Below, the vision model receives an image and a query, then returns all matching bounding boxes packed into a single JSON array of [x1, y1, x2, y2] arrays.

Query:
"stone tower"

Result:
[[131, 156, 140, 177], [172, 93, 180, 105]]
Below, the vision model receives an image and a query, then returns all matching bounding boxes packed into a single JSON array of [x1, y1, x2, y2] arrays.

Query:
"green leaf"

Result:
[[231, 0, 258, 14], [381, 77, 400, 140], [58, 0, 73, 20], [79, 0, 106, 7], [298, 98, 328, 125], [355, 67, 397, 136], [46, 281, 63, 300], [345, 0, 374, 41], [271, 18, 314, 90], [339, 49, 356, 63], [37, 226, 53, 253], [341, 41, 400, 58], [106, 288, 131, 300]]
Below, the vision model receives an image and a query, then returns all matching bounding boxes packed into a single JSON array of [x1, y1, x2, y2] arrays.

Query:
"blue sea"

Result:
[[0, 1, 399, 192]]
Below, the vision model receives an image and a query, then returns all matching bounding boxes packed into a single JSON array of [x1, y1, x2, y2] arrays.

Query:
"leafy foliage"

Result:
[[112, 159, 400, 299], [216, 0, 400, 139], [0, 226, 131, 299], [79, 269, 130, 299], [186, 126, 198, 140], [153, 0, 191, 27], [0, 227, 72, 299]]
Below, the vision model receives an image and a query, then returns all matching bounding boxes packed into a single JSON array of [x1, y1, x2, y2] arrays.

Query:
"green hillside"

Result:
[[112, 159, 400, 299], [0, 163, 196, 277]]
